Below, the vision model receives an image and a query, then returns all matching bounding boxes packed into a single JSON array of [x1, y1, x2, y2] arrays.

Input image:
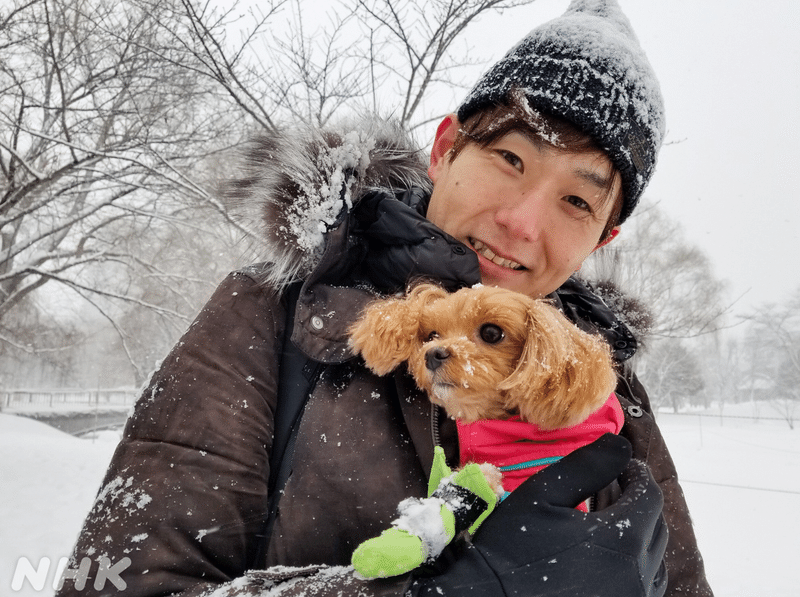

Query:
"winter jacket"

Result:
[[56, 119, 713, 597]]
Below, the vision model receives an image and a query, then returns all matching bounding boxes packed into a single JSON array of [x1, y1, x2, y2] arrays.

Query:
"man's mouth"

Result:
[[469, 239, 527, 271]]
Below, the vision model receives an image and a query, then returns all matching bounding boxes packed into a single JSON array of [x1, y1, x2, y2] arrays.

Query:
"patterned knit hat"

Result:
[[457, 0, 665, 223]]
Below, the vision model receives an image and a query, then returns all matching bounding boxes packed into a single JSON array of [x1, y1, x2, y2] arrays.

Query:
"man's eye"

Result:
[[497, 150, 523, 172], [565, 195, 592, 214], [479, 324, 504, 344]]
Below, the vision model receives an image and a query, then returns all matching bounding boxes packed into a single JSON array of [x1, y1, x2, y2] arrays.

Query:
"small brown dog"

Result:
[[349, 283, 617, 430]]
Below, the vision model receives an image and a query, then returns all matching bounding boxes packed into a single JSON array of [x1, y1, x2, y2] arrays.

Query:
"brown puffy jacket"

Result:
[[56, 120, 712, 597]]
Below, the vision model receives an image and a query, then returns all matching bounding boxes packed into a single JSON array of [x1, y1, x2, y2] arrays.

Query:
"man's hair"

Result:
[[450, 90, 623, 242], [456, 1, 665, 224]]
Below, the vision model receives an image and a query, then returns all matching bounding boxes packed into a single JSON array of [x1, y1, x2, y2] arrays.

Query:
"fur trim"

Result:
[[222, 117, 431, 289], [583, 277, 653, 346]]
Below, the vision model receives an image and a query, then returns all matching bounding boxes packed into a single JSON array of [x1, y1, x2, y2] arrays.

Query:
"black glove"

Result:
[[407, 433, 668, 597]]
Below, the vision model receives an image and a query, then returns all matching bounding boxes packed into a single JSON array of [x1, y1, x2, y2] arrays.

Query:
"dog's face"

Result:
[[407, 286, 531, 422], [349, 283, 617, 429]]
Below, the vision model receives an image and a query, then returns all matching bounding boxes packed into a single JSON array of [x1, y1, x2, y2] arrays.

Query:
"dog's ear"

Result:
[[403, 282, 450, 311], [348, 284, 447, 376], [500, 300, 617, 430]]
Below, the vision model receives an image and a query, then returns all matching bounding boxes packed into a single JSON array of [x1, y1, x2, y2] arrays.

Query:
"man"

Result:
[[57, 2, 712, 596]]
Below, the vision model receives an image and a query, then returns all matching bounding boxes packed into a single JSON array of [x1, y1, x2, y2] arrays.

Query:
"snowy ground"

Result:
[[1, 405, 797, 596]]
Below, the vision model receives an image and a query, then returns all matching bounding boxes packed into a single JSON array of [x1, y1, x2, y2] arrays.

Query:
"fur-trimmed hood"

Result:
[[221, 117, 647, 362], [222, 118, 432, 289]]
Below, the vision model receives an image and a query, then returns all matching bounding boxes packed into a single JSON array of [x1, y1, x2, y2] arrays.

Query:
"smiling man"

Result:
[[427, 109, 623, 298], [57, 2, 712, 597]]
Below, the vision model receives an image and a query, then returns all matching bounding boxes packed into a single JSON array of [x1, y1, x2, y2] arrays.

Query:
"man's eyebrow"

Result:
[[574, 167, 613, 190], [505, 129, 615, 191]]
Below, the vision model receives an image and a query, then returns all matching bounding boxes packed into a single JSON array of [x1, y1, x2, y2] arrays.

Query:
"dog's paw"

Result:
[[477, 462, 505, 498]]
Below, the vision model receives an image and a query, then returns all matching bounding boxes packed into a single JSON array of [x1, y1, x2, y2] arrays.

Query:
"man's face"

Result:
[[426, 116, 620, 298]]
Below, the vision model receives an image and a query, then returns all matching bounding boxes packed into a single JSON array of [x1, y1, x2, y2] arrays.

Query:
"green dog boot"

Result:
[[440, 461, 500, 534], [351, 447, 503, 578], [351, 501, 456, 578], [351, 527, 426, 579]]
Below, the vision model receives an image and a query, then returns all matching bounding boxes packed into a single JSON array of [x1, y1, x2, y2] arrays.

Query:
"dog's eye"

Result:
[[426, 331, 439, 342], [479, 324, 504, 344]]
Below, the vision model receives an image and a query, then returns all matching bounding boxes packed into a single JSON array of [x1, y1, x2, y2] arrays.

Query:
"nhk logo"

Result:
[[11, 556, 131, 592]]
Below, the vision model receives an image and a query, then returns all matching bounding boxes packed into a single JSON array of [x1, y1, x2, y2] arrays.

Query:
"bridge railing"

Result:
[[1, 389, 138, 410]]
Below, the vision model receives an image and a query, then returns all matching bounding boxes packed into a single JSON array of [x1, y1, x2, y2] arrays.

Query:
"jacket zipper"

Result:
[[431, 403, 441, 448]]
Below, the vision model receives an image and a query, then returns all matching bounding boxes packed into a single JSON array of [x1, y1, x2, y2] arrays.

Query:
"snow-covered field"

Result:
[[1, 405, 796, 596]]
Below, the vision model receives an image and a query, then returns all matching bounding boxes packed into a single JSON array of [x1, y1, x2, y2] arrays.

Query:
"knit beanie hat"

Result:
[[457, 0, 665, 224]]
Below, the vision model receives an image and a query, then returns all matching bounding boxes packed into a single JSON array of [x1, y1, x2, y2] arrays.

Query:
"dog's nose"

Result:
[[425, 346, 450, 371]]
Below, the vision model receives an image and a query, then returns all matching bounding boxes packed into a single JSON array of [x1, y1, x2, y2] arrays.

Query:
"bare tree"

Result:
[[0, 0, 260, 370], [140, 0, 286, 133], [0, 293, 83, 387], [742, 288, 800, 429], [583, 200, 729, 340], [353, 0, 535, 130], [173, 0, 538, 130], [253, 3, 370, 127], [698, 334, 744, 413], [637, 337, 705, 412], [2, 0, 540, 387], [580, 200, 732, 412]]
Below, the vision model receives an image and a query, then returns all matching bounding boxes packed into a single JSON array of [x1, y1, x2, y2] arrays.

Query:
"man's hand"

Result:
[[408, 433, 669, 597]]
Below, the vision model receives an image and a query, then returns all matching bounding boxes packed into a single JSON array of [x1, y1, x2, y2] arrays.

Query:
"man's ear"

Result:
[[428, 113, 460, 181], [593, 227, 620, 252]]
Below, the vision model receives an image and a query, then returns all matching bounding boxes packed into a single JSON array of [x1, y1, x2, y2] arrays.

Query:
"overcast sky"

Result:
[[470, 0, 800, 315], [255, 0, 799, 316]]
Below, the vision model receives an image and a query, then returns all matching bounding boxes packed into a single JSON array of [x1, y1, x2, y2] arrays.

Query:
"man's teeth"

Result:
[[471, 239, 524, 270]]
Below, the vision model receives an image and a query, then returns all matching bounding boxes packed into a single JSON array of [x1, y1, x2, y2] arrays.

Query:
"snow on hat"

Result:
[[457, 0, 665, 223]]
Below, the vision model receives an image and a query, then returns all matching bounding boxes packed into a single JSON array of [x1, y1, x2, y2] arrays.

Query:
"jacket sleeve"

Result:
[[56, 271, 285, 597], [614, 365, 715, 597]]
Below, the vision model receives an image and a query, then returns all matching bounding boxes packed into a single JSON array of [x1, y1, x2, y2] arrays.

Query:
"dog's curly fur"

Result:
[[349, 283, 618, 430]]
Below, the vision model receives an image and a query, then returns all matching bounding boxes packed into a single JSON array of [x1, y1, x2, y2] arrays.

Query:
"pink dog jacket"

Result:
[[457, 393, 624, 507]]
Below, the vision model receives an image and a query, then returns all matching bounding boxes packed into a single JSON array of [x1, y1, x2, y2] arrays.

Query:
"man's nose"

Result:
[[494, 191, 548, 242]]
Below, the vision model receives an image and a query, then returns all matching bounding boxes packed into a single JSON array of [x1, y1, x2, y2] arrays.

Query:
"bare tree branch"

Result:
[[0, 0, 542, 387]]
